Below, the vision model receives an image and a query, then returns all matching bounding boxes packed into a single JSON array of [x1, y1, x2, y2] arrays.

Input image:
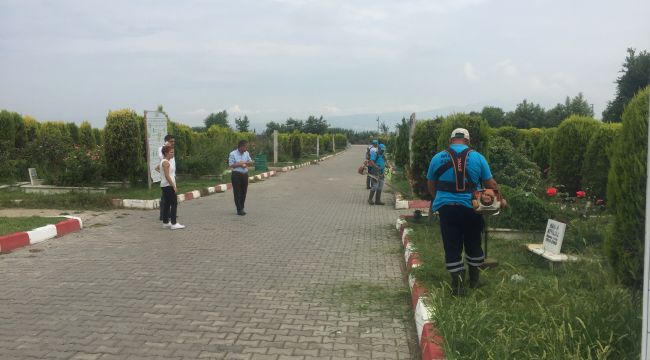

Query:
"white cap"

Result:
[[451, 128, 470, 141]]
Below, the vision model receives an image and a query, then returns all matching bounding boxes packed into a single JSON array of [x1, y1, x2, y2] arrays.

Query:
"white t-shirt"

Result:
[[160, 159, 176, 188], [158, 145, 176, 169]]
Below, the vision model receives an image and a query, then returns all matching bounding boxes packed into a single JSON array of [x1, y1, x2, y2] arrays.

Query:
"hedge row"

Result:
[[391, 114, 621, 200]]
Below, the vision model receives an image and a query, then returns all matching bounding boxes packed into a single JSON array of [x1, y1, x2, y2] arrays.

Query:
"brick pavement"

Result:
[[0, 145, 418, 360]]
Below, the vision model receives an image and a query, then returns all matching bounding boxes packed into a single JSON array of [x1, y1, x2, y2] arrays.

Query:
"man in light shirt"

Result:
[[228, 140, 254, 216]]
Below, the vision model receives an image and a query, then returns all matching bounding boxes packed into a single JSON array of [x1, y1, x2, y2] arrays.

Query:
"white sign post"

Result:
[[273, 130, 278, 164], [144, 111, 168, 189]]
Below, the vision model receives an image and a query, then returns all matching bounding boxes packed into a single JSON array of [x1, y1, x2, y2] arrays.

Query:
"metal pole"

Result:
[[316, 136, 320, 158], [641, 95, 650, 359]]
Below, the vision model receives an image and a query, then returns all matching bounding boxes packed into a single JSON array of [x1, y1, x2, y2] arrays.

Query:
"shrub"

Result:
[[334, 133, 347, 149], [79, 121, 95, 148], [489, 185, 553, 231], [66, 122, 80, 144], [0, 110, 17, 145], [103, 109, 143, 183], [394, 119, 410, 169], [581, 123, 621, 201], [494, 126, 521, 148], [290, 131, 302, 160], [550, 115, 601, 193], [436, 113, 490, 155], [532, 128, 556, 176], [487, 135, 541, 192], [605, 86, 649, 288], [29, 122, 73, 184], [59, 145, 104, 186], [410, 119, 443, 199]]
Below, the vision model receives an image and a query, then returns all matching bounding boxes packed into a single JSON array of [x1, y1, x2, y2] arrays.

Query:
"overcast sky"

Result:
[[1, 0, 649, 130]]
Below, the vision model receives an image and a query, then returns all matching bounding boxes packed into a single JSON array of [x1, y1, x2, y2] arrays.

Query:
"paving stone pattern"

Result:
[[0, 145, 418, 360]]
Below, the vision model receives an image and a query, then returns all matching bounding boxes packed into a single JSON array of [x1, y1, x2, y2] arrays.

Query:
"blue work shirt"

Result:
[[370, 150, 385, 173], [426, 144, 492, 211], [229, 149, 252, 174]]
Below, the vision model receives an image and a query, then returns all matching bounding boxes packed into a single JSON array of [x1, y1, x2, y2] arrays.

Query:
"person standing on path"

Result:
[[158, 135, 175, 222], [365, 140, 377, 189], [228, 140, 254, 216], [160, 145, 185, 230], [367, 143, 386, 205], [426, 128, 501, 296]]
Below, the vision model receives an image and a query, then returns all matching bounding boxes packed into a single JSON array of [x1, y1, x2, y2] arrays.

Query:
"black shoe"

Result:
[[237, 211, 246, 216], [469, 266, 484, 289], [374, 191, 385, 206], [450, 271, 466, 296]]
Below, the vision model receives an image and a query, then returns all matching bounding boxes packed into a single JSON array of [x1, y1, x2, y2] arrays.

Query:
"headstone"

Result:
[[542, 219, 566, 255], [527, 219, 576, 262], [28, 168, 39, 185]]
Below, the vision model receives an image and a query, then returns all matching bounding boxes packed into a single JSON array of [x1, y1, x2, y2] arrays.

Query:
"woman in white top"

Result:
[[160, 145, 185, 230]]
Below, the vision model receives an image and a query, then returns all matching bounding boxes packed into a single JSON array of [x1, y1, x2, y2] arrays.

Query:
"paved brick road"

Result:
[[0, 146, 417, 360]]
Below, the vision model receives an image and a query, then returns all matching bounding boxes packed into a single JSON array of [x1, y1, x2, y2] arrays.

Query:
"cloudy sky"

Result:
[[1, 0, 649, 130]]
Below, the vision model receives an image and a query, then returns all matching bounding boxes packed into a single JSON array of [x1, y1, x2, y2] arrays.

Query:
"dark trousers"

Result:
[[159, 191, 166, 220], [161, 186, 178, 224], [231, 172, 249, 212], [438, 205, 484, 273]]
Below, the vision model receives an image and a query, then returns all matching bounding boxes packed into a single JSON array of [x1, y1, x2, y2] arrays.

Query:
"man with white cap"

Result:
[[426, 128, 502, 296]]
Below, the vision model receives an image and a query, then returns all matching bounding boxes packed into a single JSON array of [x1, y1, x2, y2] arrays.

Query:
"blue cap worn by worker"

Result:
[[372, 139, 379, 145], [379, 143, 385, 150]]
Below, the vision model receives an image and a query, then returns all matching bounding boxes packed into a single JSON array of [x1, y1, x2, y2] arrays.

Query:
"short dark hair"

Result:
[[164, 134, 175, 142], [162, 145, 173, 155], [238, 140, 248, 148]]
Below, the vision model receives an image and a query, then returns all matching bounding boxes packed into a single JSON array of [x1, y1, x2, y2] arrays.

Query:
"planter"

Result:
[[21, 185, 108, 195]]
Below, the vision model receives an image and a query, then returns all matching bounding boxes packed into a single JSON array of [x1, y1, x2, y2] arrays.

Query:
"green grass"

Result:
[[405, 218, 641, 360], [388, 171, 416, 200], [0, 216, 66, 235], [0, 191, 114, 210]]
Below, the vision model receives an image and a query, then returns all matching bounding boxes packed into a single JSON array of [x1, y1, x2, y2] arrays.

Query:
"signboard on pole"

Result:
[[144, 111, 168, 187]]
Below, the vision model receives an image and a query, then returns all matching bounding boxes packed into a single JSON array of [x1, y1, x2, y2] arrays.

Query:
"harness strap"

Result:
[[433, 147, 477, 193]]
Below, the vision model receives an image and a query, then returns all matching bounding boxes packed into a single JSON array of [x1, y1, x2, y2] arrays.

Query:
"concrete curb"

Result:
[[394, 192, 431, 210], [396, 215, 446, 360], [0, 216, 83, 253]]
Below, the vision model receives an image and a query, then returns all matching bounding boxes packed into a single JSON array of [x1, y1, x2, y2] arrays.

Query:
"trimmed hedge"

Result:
[[550, 116, 601, 193], [104, 109, 143, 183], [436, 113, 490, 155], [605, 86, 649, 288], [410, 119, 443, 199], [581, 123, 621, 201], [533, 128, 556, 176]]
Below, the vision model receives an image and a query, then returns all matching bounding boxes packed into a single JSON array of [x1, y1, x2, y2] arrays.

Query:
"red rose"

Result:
[[546, 187, 557, 197]]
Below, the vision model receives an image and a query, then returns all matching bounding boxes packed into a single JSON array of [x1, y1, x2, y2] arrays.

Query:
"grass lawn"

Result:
[[388, 171, 417, 200], [405, 217, 641, 359], [0, 216, 66, 235]]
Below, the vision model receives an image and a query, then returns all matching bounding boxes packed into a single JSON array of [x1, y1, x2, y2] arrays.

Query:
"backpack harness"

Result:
[[433, 147, 477, 193]]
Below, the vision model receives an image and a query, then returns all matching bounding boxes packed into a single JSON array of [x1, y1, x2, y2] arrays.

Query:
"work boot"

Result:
[[450, 271, 466, 296], [374, 191, 385, 205], [368, 191, 375, 205], [469, 266, 484, 289]]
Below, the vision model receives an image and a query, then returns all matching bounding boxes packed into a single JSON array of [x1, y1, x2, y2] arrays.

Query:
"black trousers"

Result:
[[231, 172, 249, 212], [438, 205, 484, 273], [161, 186, 178, 224], [159, 191, 166, 220]]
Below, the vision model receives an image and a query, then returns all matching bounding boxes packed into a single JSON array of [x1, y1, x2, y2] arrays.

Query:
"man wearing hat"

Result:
[[426, 128, 501, 296], [368, 142, 386, 205], [365, 140, 379, 189]]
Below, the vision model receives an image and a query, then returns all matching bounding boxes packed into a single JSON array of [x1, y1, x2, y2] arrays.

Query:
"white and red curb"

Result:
[[0, 216, 83, 253], [394, 192, 432, 210], [397, 215, 446, 360], [116, 171, 277, 209]]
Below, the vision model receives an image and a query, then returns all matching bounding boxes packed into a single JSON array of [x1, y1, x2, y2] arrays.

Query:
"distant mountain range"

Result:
[[325, 102, 512, 131]]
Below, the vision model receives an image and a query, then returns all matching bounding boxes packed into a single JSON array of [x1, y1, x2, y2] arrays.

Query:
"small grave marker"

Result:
[[527, 219, 577, 262]]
